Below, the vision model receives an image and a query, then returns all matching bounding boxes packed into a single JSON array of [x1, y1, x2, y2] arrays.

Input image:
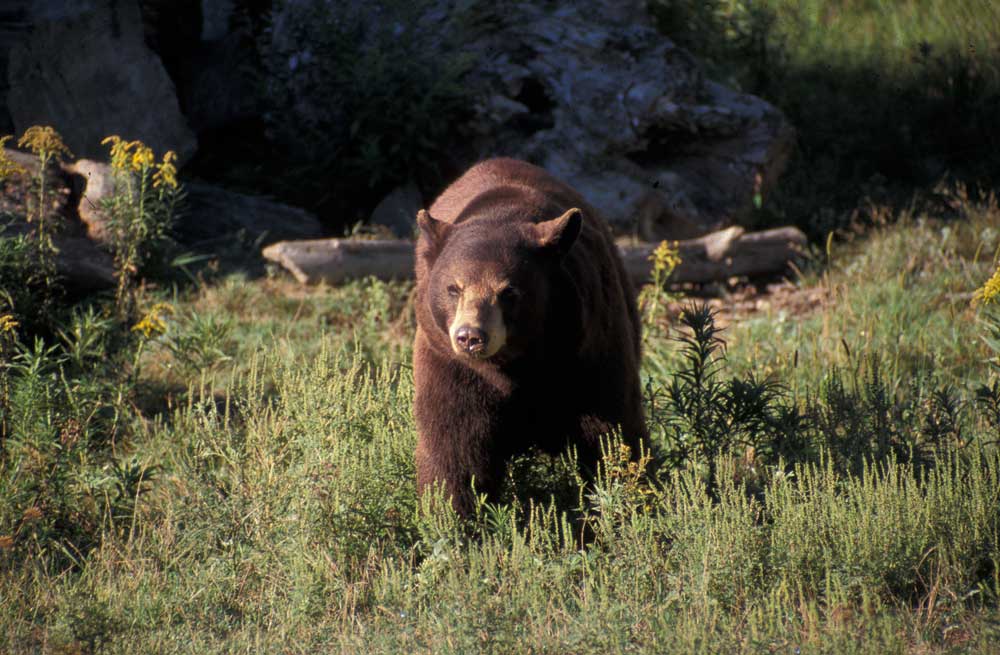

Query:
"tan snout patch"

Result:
[[449, 285, 507, 359]]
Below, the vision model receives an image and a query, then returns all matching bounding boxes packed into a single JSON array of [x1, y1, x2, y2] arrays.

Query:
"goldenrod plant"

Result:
[[0, 127, 72, 316], [0, 313, 17, 439], [972, 263, 1000, 423], [100, 136, 182, 313], [1, 127, 67, 336], [974, 266, 1000, 307], [0, 136, 24, 182], [17, 126, 72, 263], [637, 240, 681, 339], [129, 301, 174, 383]]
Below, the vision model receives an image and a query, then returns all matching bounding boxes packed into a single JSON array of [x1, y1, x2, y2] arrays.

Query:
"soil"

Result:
[[665, 278, 830, 329]]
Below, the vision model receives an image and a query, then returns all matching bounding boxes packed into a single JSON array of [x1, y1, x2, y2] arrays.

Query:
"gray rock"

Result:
[[0, 2, 33, 133], [370, 182, 422, 238], [1, 147, 73, 215], [0, 148, 115, 291], [1, 218, 115, 292], [179, 182, 326, 246], [266, 0, 792, 237], [6, 0, 197, 165], [62, 158, 114, 246], [60, 158, 326, 247], [52, 233, 116, 291], [454, 0, 795, 238]]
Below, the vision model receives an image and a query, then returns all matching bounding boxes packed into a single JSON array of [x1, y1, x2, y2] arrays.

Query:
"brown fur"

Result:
[[413, 158, 647, 515]]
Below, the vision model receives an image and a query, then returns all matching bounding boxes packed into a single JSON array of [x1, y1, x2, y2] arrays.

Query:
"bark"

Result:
[[262, 226, 808, 286]]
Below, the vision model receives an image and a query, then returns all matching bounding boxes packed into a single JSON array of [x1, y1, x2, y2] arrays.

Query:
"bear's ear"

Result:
[[417, 209, 451, 251], [534, 208, 582, 257]]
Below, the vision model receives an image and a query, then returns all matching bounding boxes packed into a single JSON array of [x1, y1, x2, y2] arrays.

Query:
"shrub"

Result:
[[0, 127, 183, 577], [259, 0, 484, 226], [647, 304, 810, 493]]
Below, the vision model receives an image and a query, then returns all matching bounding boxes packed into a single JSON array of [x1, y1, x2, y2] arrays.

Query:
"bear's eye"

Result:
[[446, 284, 461, 298], [499, 286, 521, 304]]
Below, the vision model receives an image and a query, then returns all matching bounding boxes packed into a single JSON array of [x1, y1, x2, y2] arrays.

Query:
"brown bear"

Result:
[[413, 158, 647, 515]]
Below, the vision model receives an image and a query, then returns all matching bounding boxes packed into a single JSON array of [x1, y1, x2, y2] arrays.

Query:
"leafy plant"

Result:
[[100, 136, 182, 313], [0, 136, 24, 182], [158, 309, 234, 375], [638, 240, 682, 340], [17, 126, 72, 267], [648, 303, 808, 493], [0, 127, 73, 331], [0, 230, 53, 335], [260, 0, 483, 224], [56, 307, 115, 372]]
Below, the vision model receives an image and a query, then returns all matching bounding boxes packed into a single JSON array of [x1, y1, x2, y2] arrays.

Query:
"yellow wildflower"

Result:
[[0, 314, 18, 335], [130, 142, 155, 172], [102, 135, 134, 172], [974, 266, 1000, 306], [18, 125, 72, 161], [649, 240, 681, 279], [131, 302, 174, 339], [152, 150, 179, 189], [0, 136, 25, 181]]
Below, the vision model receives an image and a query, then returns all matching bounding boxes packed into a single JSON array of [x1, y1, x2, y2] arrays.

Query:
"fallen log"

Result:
[[622, 226, 809, 285], [262, 239, 416, 285], [261, 225, 808, 286]]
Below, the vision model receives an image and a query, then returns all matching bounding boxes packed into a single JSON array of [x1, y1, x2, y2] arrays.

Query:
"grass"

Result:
[[645, 188, 999, 399], [2, 192, 999, 653], [2, 3, 1000, 652], [651, 0, 1000, 237]]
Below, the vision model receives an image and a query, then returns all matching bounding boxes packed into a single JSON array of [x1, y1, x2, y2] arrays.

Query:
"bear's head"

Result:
[[416, 207, 582, 362]]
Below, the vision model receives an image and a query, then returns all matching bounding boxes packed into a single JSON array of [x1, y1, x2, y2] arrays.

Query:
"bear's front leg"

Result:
[[413, 333, 506, 516]]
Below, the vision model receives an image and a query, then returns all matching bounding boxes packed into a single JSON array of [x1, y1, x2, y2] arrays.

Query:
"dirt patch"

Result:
[[666, 279, 830, 329]]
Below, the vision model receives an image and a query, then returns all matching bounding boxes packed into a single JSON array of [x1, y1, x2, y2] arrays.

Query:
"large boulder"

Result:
[[179, 182, 327, 246], [271, 0, 793, 238], [0, 2, 33, 134], [0, 147, 115, 291], [370, 182, 422, 238], [460, 1, 795, 238], [62, 158, 326, 248], [6, 0, 197, 165]]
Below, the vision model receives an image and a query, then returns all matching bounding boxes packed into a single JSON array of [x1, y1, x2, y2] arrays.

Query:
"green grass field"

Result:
[[3, 1, 1000, 652], [2, 194, 999, 653], [653, 0, 1000, 237]]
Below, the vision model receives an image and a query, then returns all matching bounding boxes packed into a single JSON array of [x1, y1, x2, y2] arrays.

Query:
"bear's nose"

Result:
[[455, 326, 488, 355]]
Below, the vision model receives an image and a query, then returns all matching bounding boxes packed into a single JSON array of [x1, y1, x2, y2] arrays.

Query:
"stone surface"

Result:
[[0, 2, 32, 134], [0, 219, 116, 291], [0, 147, 115, 291], [6, 0, 197, 165], [0, 148, 75, 222], [453, 0, 795, 238], [370, 182, 422, 238], [62, 158, 114, 246], [58, 158, 326, 248], [2, 0, 795, 243], [268, 1, 793, 237], [179, 182, 326, 246]]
